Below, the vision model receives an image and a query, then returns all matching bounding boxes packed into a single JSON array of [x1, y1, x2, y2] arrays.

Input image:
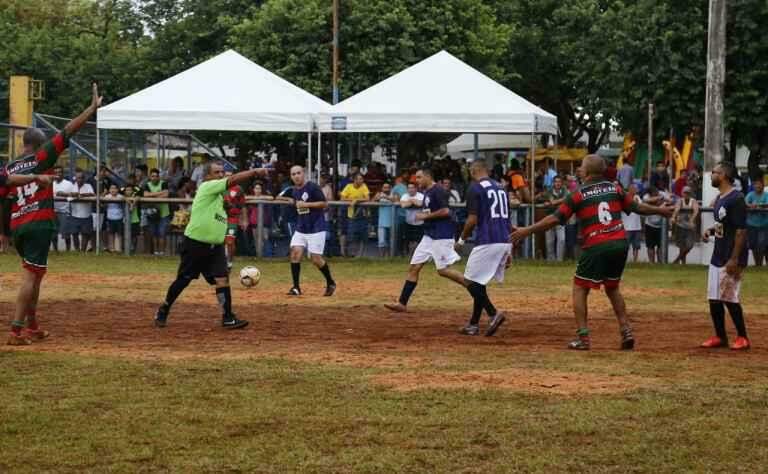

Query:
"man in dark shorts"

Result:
[[154, 162, 269, 329], [512, 155, 672, 350], [5, 84, 100, 346]]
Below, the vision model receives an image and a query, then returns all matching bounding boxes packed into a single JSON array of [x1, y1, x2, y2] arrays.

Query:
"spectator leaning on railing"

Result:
[[399, 182, 424, 255], [544, 176, 568, 261], [670, 186, 699, 265], [52, 165, 75, 252], [142, 168, 170, 256], [103, 184, 124, 252], [745, 176, 768, 266], [69, 169, 95, 253], [374, 182, 396, 257], [340, 172, 370, 258]]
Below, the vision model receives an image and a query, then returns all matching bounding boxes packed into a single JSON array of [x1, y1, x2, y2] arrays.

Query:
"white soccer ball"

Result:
[[239, 266, 261, 288]]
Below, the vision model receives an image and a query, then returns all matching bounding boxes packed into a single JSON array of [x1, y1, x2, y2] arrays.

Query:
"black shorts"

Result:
[[177, 236, 228, 283], [644, 225, 661, 249]]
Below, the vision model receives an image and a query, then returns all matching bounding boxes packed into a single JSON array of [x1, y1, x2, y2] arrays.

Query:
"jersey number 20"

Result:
[[487, 190, 509, 219]]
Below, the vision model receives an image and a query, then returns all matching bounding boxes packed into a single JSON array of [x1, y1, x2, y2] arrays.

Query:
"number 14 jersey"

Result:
[[554, 180, 639, 249], [466, 177, 512, 245], [6, 131, 69, 233]]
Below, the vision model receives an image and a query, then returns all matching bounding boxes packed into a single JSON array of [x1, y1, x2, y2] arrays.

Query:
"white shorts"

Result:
[[410, 236, 461, 270], [707, 264, 742, 303], [290, 231, 326, 255], [464, 243, 512, 285]]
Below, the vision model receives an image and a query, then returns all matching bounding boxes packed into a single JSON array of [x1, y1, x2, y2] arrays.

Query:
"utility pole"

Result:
[[331, 0, 340, 192], [332, 0, 340, 105], [704, 0, 726, 170], [647, 102, 654, 183]]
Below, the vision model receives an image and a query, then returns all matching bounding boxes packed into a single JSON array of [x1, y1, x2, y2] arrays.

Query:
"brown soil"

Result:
[[372, 369, 650, 395], [2, 299, 765, 361]]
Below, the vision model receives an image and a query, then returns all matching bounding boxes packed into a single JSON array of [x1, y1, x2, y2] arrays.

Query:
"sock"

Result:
[[398, 280, 417, 306], [577, 327, 590, 339], [318, 263, 335, 286], [164, 277, 191, 308], [709, 301, 727, 340], [216, 286, 233, 319], [724, 302, 748, 338], [478, 285, 497, 317], [26, 314, 38, 331], [11, 320, 24, 336], [291, 262, 301, 289], [466, 282, 484, 325]]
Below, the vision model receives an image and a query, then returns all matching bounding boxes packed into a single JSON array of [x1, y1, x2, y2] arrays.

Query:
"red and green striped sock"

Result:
[[26, 314, 38, 331], [11, 320, 25, 335]]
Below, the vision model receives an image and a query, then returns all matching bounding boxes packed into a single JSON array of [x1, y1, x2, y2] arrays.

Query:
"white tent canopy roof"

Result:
[[446, 133, 538, 155], [318, 50, 558, 134], [98, 50, 331, 132]]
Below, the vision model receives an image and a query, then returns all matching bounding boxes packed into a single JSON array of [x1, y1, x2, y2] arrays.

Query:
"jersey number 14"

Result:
[[15, 182, 39, 207], [487, 189, 509, 219]]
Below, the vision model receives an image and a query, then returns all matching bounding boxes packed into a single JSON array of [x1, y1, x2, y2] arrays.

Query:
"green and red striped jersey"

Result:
[[554, 179, 638, 249], [6, 131, 70, 233]]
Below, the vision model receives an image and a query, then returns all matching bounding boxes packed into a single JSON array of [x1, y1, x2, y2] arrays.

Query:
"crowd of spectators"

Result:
[[39, 150, 768, 266]]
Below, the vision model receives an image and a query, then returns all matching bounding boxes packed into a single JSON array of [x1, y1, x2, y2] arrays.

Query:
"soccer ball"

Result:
[[239, 266, 261, 288]]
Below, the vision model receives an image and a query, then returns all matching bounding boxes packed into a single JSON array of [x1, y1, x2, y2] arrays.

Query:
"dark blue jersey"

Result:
[[466, 178, 511, 245], [712, 189, 747, 267], [293, 181, 327, 234], [422, 184, 455, 240]]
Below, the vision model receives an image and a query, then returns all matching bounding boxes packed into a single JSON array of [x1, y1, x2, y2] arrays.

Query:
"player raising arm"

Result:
[[6, 84, 101, 346], [154, 162, 270, 330], [511, 155, 673, 350]]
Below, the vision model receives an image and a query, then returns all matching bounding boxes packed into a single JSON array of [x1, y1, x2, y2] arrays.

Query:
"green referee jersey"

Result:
[[184, 178, 228, 244]]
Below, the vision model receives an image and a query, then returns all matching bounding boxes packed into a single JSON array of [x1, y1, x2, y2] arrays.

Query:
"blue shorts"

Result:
[[626, 230, 642, 250], [348, 218, 368, 242], [148, 216, 170, 238]]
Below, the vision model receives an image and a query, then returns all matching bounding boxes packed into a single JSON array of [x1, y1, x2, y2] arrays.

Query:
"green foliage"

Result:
[[1, 0, 767, 162]]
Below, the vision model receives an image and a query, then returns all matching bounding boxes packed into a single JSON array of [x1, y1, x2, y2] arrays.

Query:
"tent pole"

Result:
[[307, 132, 312, 181], [96, 127, 101, 255], [554, 134, 558, 174], [317, 129, 323, 181], [530, 128, 536, 259], [473, 133, 479, 161]]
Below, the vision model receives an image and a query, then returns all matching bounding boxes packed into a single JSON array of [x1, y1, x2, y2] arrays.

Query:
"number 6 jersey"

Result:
[[5, 131, 70, 233], [466, 177, 512, 245], [554, 180, 639, 249]]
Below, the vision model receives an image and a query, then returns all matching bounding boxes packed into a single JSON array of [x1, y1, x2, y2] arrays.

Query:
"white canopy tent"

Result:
[[98, 49, 331, 132], [446, 133, 536, 158], [95, 49, 332, 254], [317, 50, 558, 134]]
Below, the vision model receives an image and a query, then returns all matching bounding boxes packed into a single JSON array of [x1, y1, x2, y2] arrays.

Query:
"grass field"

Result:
[[1, 254, 767, 473]]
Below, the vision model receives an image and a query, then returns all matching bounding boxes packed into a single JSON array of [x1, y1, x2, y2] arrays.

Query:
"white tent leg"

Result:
[[307, 132, 312, 181], [96, 128, 101, 255], [317, 131, 322, 182], [530, 129, 536, 259]]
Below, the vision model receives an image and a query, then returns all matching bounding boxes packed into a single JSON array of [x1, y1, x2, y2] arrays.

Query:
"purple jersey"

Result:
[[422, 184, 455, 240], [292, 181, 327, 234], [711, 189, 748, 267], [467, 178, 511, 245]]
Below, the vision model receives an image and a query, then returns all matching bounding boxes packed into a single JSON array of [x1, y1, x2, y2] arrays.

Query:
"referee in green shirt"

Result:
[[155, 161, 270, 329]]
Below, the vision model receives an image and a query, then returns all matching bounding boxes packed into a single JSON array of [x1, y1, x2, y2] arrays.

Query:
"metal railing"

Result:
[[47, 196, 768, 265]]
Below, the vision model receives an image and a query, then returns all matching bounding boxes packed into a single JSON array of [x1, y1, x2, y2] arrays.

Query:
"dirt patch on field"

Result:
[[372, 369, 651, 395]]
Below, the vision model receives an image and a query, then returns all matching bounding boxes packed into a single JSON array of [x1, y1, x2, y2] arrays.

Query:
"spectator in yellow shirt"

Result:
[[340, 173, 371, 257]]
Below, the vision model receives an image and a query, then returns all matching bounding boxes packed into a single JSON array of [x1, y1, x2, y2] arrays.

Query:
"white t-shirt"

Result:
[[191, 164, 205, 186], [53, 179, 75, 214], [622, 195, 642, 231], [400, 192, 424, 226], [643, 191, 669, 228], [71, 183, 95, 218]]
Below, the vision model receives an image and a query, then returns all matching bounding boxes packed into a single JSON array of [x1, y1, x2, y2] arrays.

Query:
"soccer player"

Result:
[[455, 160, 511, 336], [223, 172, 245, 269], [279, 166, 336, 296], [6, 84, 101, 346], [511, 155, 673, 350], [154, 162, 270, 329], [385, 167, 465, 313], [700, 162, 751, 350]]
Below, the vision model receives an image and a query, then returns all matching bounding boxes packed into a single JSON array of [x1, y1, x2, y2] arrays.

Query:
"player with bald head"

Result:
[[455, 159, 512, 336], [280, 166, 336, 296], [511, 154, 673, 350]]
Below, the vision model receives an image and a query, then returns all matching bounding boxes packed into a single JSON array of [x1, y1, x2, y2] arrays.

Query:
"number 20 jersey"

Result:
[[554, 180, 639, 249], [466, 177, 511, 245], [5, 131, 69, 233]]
